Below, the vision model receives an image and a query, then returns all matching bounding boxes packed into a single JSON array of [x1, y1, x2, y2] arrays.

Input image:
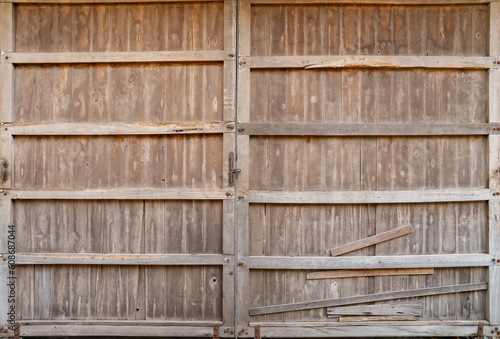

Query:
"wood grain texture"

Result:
[[14, 200, 222, 254], [327, 302, 423, 316], [16, 265, 222, 321], [250, 4, 488, 57], [14, 63, 223, 124], [14, 3, 224, 53], [329, 225, 413, 256], [249, 137, 487, 191], [249, 281, 487, 316], [249, 203, 487, 257], [250, 69, 488, 123], [13, 135, 223, 189], [308, 268, 434, 280]]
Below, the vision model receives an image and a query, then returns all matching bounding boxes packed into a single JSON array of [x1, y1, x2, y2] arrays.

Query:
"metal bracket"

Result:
[[228, 152, 241, 187], [254, 326, 260, 339], [14, 324, 19, 339], [213, 325, 220, 339], [0, 160, 7, 184], [477, 323, 483, 339]]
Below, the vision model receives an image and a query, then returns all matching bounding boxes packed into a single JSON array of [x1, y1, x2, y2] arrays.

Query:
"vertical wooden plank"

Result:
[[489, 2, 500, 326], [237, 0, 251, 332], [0, 3, 14, 328]]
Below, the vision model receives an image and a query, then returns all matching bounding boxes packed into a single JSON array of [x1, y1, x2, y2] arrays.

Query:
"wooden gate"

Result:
[[0, 0, 499, 338], [236, 0, 500, 337]]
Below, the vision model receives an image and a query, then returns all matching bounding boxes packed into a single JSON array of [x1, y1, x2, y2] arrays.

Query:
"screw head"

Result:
[[229, 271, 233, 275], [238, 262, 243, 266]]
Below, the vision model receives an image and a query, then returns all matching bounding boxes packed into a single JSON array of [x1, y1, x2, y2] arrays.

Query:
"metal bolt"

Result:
[[227, 124, 234, 129], [226, 192, 234, 197], [496, 327, 499, 330], [229, 53, 235, 57], [229, 271, 233, 275], [238, 332, 242, 336], [238, 128, 245, 132], [230, 331, 234, 335], [224, 258, 230, 262], [238, 196, 245, 200], [238, 262, 243, 266], [492, 330, 495, 334], [497, 331, 500, 335], [5, 56, 8, 60], [4, 128, 7, 131], [497, 259, 500, 263]]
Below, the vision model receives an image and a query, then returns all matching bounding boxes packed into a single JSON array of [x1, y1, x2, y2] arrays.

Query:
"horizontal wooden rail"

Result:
[[20, 320, 223, 326], [11, 253, 229, 265], [1, 51, 231, 64], [19, 325, 218, 337], [244, 189, 493, 204], [240, 56, 497, 69], [5, 122, 233, 136], [246, 323, 492, 338], [6, 189, 231, 200], [247, 0, 496, 4], [239, 123, 500, 136], [246, 254, 495, 269]]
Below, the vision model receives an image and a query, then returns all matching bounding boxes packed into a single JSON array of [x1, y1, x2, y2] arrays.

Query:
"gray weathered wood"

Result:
[[240, 56, 496, 69], [328, 302, 423, 316], [338, 316, 419, 322], [239, 123, 500, 136], [19, 325, 217, 337], [249, 282, 487, 315], [247, 254, 493, 269], [245, 189, 491, 204], [8, 189, 230, 200], [329, 225, 413, 256], [13, 253, 228, 265], [308, 268, 434, 280], [3, 51, 229, 64], [254, 324, 487, 337], [7, 122, 231, 136]]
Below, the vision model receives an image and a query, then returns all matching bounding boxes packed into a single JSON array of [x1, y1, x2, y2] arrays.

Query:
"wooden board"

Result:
[[308, 268, 434, 280], [327, 302, 423, 316]]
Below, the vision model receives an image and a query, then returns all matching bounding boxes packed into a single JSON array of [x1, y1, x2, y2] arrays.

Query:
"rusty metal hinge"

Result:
[[14, 324, 19, 339], [254, 326, 260, 339], [477, 323, 483, 339], [213, 325, 220, 339], [228, 152, 241, 187], [0, 160, 8, 184]]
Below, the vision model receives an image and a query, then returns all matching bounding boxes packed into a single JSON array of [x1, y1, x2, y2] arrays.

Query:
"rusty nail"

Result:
[[497, 331, 500, 335], [227, 124, 234, 129], [2, 258, 5, 261], [492, 330, 495, 334], [224, 258, 230, 262], [497, 259, 500, 263], [238, 262, 243, 266], [496, 327, 499, 330], [238, 196, 245, 200], [5, 56, 8, 60], [238, 333, 242, 336], [238, 128, 245, 132], [229, 53, 235, 57], [230, 331, 234, 335], [226, 192, 234, 196], [246, 332, 248, 335], [239, 62, 243, 65], [229, 271, 233, 275], [4, 127, 7, 131]]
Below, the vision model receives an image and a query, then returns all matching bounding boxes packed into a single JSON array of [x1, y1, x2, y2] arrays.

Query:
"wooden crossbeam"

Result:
[[329, 225, 413, 256]]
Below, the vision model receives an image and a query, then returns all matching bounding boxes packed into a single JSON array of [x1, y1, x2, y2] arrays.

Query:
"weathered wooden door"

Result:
[[1, 0, 500, 338], [235, 0, 500, 337], [0, 1, 237, 337]]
